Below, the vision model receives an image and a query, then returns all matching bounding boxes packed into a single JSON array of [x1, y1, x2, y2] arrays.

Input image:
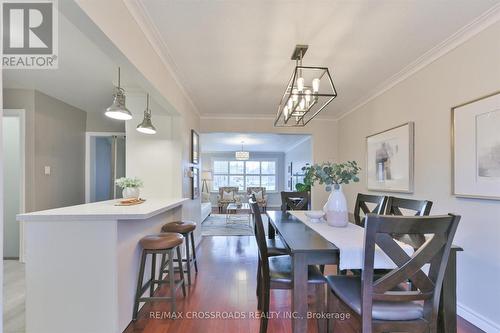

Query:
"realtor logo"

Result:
[[2, 0, 58, 69]]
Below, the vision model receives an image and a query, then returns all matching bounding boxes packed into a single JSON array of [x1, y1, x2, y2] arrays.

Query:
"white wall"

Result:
[[76, 0, 202, 245], [284, 137, 312, 191], [200, 118, 338, 210], [337, 21, 500, 332]]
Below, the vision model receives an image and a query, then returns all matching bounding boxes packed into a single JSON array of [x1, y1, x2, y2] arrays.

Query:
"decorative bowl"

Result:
[[305, 210, 325, 223]]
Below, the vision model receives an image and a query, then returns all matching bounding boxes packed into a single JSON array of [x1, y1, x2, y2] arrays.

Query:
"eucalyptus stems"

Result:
[[296, 161, 361, 192]]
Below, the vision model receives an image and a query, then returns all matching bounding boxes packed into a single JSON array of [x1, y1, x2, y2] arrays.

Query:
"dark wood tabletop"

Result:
[[266, 210, 339, 254]]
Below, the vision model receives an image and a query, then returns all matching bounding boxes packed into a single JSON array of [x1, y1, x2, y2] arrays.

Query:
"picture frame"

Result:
[[366, 122, 414, 193], [191, 167, 199, 199], [452, 91, 500, 200], [191, 129, 199, 164]]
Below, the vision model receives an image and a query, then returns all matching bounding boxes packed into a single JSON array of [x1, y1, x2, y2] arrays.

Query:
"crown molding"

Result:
[[284, 135, 312, 153], [199, 113, 339, 121], [337, 3, 500, 121], [123, 0, 201, 117]]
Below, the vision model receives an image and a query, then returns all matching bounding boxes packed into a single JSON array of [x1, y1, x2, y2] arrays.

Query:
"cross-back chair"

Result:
[[280, 191, 310, 211], [385, 196, 433, 249], [326, 213, 460, 333], [353, 194, 388, 227], [250, 197, 326, 333]]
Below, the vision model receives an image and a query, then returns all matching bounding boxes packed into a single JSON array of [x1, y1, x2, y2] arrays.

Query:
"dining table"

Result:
[[265, 210, 462, 333]]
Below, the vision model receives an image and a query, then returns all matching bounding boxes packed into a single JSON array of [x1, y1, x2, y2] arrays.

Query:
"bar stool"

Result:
[[161, 221, 198, 285], [132, 232, 186, 321]]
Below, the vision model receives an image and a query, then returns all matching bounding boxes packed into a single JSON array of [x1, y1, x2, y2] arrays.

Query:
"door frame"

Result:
[[85, 132, 125, 203], [3, 109, 26, 262]]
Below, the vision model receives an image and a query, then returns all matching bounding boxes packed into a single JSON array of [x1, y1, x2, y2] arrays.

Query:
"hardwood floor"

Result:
[[124, 235, 483, 333]]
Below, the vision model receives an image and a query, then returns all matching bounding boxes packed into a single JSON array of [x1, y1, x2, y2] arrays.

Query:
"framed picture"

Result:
[[191, 167, 199, 199], [191, 130, 199, 164], [452, 91, 500, 200], [366, 122, 414, 193]]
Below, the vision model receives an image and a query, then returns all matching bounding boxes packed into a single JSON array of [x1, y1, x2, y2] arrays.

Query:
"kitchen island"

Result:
[[17, 197, 189, 333]]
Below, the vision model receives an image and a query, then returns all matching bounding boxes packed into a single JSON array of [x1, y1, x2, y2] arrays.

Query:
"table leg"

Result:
[[292, 253, 308, 333], [438, 249, 458, 332], [268, 218, 276, 239]]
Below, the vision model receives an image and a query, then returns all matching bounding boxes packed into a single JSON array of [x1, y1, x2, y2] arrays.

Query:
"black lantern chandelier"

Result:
[[274, 45, 337, 127]]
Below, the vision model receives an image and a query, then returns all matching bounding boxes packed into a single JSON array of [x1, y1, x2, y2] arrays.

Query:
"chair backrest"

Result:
[[353, 194, 387, 227], [219, 187, 238, 199], [385, 197, 433, 249], [249, 197, 269, 272], [247, 187, 266, 199], [280, 191, 310, 211], [385, 196, 433, 216], [361, 213, 460, 329]]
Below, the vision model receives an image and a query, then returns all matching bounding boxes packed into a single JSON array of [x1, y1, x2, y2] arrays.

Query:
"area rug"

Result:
[[201, 213, 254, 236]]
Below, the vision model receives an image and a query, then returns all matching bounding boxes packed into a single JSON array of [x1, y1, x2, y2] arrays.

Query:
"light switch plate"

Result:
[[44, 166, 51, 175]]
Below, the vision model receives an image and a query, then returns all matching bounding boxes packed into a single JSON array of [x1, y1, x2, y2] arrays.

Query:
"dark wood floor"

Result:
[[124, 235, 483, 333]]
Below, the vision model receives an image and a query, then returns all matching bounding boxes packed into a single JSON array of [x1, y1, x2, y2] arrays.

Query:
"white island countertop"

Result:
[[17, 197, 189, 222]]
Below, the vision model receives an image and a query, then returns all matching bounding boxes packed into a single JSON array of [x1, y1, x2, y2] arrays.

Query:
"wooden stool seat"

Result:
[[161, 221, 198, 285], [162, 221, 196, 234], [139, 233, 183, 250]]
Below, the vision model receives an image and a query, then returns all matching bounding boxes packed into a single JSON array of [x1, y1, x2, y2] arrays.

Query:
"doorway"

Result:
[[2, 110, 25, 260], [85, 132, 126, 203]]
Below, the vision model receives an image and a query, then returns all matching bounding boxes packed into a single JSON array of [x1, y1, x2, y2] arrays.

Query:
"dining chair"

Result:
[[280, 191, 311, 211], [250, 198, 326, 333], [326, 213, 460, 333], [353, 194, 388, 227], [385, 196, 433, 249]]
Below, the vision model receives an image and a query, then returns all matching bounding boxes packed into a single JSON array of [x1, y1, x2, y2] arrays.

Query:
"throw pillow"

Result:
[[252, 191, 263, 200], [222, 190, 234, 201]]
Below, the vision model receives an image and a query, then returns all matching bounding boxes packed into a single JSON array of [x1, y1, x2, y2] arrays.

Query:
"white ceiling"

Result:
[[201, 132, 310, 153], [136, 0, 500, 119]]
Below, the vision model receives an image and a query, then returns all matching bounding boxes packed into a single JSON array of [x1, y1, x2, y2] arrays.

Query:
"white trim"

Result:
[[338, 3, 500, 121], [457, 302, 500, 333], [3, 109, 26, 262], [123, 0, 201, 117], [85, 132, 126, 203]]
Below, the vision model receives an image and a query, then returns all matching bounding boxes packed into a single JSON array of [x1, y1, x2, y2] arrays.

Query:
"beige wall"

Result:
[[200, 118, 338, 209], [337, 21, 500, 331], [4, 89, 87, 212]]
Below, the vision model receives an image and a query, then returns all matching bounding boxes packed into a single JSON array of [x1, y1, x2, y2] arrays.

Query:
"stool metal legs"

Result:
[[182, 231, 198, 285], [133, 246, 186, 321]]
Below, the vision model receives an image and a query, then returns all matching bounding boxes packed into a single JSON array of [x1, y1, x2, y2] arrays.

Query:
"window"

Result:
[[212, 160, 277, 191]]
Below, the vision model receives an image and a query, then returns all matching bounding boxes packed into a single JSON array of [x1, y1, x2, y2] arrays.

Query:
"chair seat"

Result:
[[325, 275, 423, 321], [140, 233, 183, 250], [266, 238, 289, 256], [269, 256, 325, 284], [162, 221, 196, 234]]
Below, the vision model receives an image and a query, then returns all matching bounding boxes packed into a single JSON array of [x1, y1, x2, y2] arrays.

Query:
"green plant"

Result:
[[295, 161, 361, 192], [115, 177, 143, 189]]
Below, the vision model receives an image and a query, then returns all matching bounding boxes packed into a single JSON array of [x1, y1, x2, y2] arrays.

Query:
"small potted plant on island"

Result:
[[297, 161, 360, 227], [115, 177, 144, 199]]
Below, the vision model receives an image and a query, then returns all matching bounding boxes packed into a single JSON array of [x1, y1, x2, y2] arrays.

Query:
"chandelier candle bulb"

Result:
[[297, 77, 305, 91], [312, 78, 320, 93]]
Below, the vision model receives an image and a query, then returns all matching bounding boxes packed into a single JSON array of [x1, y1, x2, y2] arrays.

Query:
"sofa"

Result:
[[201, 202, 211, 222]]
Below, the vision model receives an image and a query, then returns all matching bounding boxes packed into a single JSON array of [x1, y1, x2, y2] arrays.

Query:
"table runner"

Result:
[[288, 211, 414, 270]]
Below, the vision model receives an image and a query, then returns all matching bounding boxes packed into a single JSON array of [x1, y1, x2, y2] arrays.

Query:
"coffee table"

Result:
[[225, 203, 252, 227]]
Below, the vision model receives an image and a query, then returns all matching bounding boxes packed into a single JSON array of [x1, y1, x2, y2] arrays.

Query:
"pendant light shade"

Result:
[[235, 141, 249, 160], [105, 67, 132, 121], [136, 93, 157, 135]]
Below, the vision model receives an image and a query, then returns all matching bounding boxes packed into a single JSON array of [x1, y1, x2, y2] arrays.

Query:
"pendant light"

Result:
[[136, 93, 157, 135], [235, 141, 249, 161], [274, 45, 337, 127], [105, 67, 132, 120]]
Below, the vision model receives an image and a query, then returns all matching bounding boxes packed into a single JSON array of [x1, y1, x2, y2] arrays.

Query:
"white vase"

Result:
[[323, 185, 348, 227], [122, 187, 140, 199]]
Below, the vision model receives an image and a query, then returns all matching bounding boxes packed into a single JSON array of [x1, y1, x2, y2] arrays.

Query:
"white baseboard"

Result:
[[458, 302, 500, 333]]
